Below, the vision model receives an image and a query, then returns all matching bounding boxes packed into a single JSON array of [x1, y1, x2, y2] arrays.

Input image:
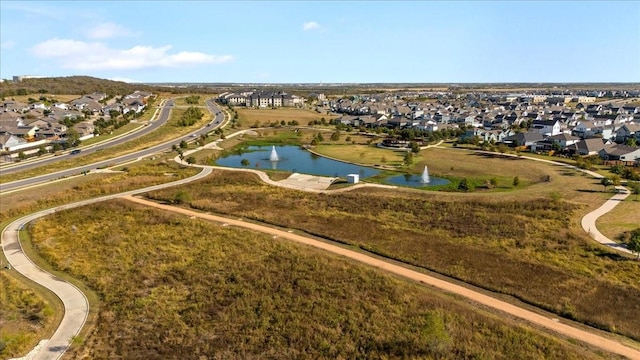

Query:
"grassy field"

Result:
[[236, 107, 338, 127], [26, 199, 618, 359], [0, 158, 199, 355], [596, 197, 640, 242], [144, 169, 640, 342], [314, 144, 408, 167], [0, 272, 58, 358], [0, 106, 210, 184]]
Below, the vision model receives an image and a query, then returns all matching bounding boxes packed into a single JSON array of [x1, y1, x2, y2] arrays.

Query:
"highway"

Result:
[[0, 99, 225, 193]]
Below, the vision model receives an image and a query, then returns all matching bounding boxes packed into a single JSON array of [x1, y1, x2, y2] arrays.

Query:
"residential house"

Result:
[[547, 133, 581, 148], [599, 144, 640, 165], [73, 122, 96, 139], [531, 119, 562, 136], [0, 134, 25, 151], [503, 131, 544, 148], [615, 123, 640, 143], [569, 138, 608, 156]]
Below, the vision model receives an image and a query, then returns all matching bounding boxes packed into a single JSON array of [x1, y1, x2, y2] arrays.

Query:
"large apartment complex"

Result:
[[218, 91, 304, 107]]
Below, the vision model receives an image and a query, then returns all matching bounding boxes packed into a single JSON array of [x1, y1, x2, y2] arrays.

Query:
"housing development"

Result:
[[1, 1, 639, 359]]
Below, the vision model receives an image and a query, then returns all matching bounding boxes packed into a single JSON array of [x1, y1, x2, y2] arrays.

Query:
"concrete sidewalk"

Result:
[[581, 186, 633, 255]]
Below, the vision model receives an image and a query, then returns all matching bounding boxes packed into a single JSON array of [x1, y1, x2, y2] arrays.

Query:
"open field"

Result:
[[596, 198, 640, 242], [26, 199, 618, 359], [0, 271, 58, 358], [0, 159, 199, 355], [144, 169, 640, 342], [236, 107, 338, 127], [314, 144, 408, 167], [0, 106, 209, 184]]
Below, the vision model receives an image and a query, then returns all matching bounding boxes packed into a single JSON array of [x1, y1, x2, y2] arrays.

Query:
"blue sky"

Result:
[[1, 1, 639, 83]]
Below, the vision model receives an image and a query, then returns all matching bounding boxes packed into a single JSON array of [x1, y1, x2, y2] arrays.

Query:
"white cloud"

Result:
[[30, 38, 233, 71], [1, 40, 16, 49], [87, 22, 134, 39], [303, 21, 321, 31]]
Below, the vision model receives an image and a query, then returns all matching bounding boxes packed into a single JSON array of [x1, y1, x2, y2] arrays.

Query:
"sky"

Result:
[[1, 1, 639, 84]]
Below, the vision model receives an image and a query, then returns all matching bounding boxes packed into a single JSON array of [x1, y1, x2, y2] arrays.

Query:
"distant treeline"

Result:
[[0, 76, 213, 98]]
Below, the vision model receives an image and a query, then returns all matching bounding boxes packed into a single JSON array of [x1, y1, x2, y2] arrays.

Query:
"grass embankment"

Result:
[[27, 200, 616, 359], [145, 170, 640, 342], [0, 157, 198, 224], [0, 106, 211, 184], [0, 272, 57, 358], [596, 197, 640, 242]]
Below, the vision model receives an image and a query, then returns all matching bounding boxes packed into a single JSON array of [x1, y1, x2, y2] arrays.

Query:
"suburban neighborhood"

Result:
[[0, 90, 154, 159], [324, 89, 640, 166]]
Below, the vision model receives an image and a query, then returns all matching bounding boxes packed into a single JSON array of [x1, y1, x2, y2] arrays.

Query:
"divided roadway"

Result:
[[0, 99, 224, 193]]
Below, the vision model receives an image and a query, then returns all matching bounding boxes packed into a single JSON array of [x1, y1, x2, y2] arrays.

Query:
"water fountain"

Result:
[[420, 165, 430, 184], [269, 146, 279, 162]]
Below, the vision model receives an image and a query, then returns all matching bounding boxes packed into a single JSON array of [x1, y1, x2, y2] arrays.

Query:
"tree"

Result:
[[37, 146, 47, 156], [610, 165, 623, 175], [610, 174, 621, 187], [403, 151, 414, 166], [627, 229, 640, 260], [179, 140, 188, 149], [65, 128, 81, 147], [497, 144, 508, 154], [330, 131, 340, 141], [630, 181, 640, 201], [186, 156, 196, 165], [240, 159, 250, 166], [625, 137, 637, 147], [410, 141, 420, 153], [600, 177, 612, 192], [18, 151, 26, 161], [512, 176, 520, 187], [458, 178, 472, 192], [489, 178, 498, 189]]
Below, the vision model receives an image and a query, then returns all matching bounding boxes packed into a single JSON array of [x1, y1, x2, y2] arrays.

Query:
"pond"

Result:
[[384, 173, 450, 188], [216, 145, 381, 178], [215, 145, 450, 188]]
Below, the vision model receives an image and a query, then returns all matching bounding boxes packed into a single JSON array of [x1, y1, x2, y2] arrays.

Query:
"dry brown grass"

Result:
[[27, 200, 618, 359], [144, 170, 640, 341], [0, 272, 59, 358], [237, 108, 338, 127]]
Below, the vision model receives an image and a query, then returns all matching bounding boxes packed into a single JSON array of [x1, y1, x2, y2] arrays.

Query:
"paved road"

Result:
[[0, 99, 173, 175], [0, 100, 224, 193], [1, 167, 213, 360], [123, 194, 640, 360], [581, 186, 634, 255]]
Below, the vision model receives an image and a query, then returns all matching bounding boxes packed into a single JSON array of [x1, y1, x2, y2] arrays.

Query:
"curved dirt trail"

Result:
[[122, 194, 640, 359]]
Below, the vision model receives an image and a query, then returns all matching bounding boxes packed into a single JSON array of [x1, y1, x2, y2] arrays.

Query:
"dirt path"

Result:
[[122, 194, 640, 359]]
